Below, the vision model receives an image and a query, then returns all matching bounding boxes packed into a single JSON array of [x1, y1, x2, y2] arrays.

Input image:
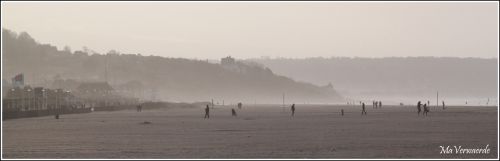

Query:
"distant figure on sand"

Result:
[[341, 109, 344, 116], [379, 101, 382, 108], [442, 101, 445, 110], [417, 101, 422, 115], [231, 108, 237, 117], [361, 103, 367, 115], [237, 102, 242, 109], [423, 104, 429, 116], [291, 104, 296, 117], [204, 105, 210, 119], [137, 104, 142, 112]]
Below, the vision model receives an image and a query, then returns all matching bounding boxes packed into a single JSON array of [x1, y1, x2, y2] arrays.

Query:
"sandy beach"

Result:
[[2, 104, 497, 159]]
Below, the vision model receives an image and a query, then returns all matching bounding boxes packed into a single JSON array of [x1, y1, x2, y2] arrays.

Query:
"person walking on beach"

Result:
[[231, 108, 237, 117], [237, 102, 242, 109], [341, 109, 344, 116], [204, 104, 210, 119], [417, 101, 422, 115], [423, 104, 429, 116], [379, 101, 382, 108], [442, 101, 445, 110], [291, 104, 296, 117], [361, 103, 367, 115], [137, 104, 142, 112]]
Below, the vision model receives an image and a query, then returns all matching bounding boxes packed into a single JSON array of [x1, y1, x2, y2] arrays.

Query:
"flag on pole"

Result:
[[12, 73, 24, 87]]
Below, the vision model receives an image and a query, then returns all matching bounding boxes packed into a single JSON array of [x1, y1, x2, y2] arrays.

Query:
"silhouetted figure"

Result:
[[442, 101, 445, 110], [373, 101, 376, 109], [361, 103, 367, 115], [379, 101, 382, 108], [427, 101, 430, 107], [237, 102, 242, 109], [423, 104, 429, 116], [231, 108, 237, 117], [341, 109, 344, 116], [204, 105, 210, 119], [417, 101, 422, 115], [137, 104, 142, 112], [291, 104, 295, 117]]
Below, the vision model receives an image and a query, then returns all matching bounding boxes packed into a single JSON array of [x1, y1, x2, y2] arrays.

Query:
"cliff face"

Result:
[[2, 29, 343, 104]]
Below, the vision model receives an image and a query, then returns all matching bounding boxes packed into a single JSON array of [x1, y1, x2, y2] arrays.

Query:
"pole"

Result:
[[105, 54, 108, 83], [436, 91, 438, 109], [22, 89, 25, 111], [282, 93, 285, 112]]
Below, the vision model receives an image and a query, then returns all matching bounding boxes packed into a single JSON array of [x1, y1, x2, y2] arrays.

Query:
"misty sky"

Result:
[[1, 2, 498, 59]]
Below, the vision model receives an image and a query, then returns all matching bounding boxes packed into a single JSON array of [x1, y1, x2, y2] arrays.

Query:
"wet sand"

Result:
[[2, 104, 497, 159]]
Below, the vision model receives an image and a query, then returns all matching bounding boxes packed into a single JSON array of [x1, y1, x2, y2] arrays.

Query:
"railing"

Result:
[[2, 107, 92, 120]]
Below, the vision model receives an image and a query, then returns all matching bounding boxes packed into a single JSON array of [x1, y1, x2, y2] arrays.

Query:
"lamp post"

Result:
[[66, 90, 71, 110], [10, 88, 15, 111], [55, 90, 59, 113], [41, 89, 46, 110], [21, 88, 25, 111]]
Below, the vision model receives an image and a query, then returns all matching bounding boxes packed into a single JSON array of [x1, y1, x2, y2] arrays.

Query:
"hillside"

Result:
[[1, 29, 342, 104]]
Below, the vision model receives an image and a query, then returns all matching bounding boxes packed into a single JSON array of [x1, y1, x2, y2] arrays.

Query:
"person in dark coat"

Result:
[[361, 103, 367, 115], [231, 108, 237, 117], [423, 103, 430, 116], [204, 104, 210, 119], [417, 101, 422, 115]]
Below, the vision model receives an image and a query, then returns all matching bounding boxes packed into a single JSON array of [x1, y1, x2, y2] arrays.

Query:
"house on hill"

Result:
[[221, 56, 235, 66], [77, 82, 113, 94], [221, 56, 245, 73]]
